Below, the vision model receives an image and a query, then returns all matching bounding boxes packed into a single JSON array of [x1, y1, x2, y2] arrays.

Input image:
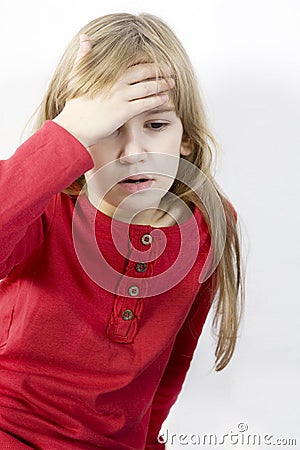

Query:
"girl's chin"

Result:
[[103, 192, 165, 218]]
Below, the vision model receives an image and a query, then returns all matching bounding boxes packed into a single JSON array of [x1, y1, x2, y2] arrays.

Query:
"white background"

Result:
[[1, 1, 299, 449]]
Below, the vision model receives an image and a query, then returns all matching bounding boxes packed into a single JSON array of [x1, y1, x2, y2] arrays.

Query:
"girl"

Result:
[[0, 13, 243, 450]]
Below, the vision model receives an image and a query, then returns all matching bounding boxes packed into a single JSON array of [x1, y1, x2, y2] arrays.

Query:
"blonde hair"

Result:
[[34, 12, 244, 371]]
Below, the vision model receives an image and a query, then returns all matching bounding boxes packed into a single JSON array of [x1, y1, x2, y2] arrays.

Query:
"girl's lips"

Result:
[[118, 176, 154, 193], [120, 175, 152, 182]]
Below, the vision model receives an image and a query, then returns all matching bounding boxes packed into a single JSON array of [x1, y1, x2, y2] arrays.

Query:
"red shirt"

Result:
[[0, 122, 215, 449]]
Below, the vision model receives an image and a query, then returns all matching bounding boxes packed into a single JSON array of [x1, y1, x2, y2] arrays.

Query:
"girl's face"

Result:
[[85, 102, 191, 224]]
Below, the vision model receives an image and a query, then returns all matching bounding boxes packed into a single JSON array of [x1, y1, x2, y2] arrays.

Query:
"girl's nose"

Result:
[[119, 130, 147, 165]]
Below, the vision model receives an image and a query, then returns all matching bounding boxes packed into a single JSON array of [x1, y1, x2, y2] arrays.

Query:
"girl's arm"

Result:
[[145, 275, 216, 449], [0, 121, 93, 278], [0, 37, 174, 279]]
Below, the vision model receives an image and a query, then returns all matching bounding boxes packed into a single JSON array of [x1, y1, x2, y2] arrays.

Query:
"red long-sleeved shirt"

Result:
[[0, 121, 215, 449]]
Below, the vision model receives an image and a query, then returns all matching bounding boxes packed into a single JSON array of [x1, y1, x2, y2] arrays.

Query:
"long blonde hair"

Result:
[[34, 13, 244, 371]]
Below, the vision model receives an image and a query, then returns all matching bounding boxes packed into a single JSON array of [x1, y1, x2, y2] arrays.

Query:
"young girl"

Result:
[[0, 13, 243, 450]]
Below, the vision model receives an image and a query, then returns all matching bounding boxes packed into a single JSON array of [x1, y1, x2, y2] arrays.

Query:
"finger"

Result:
[[121, 63, 173, 85], [129, 92, 170, 116], [127, 77, 175, 101], [74, 34, 92, 64]]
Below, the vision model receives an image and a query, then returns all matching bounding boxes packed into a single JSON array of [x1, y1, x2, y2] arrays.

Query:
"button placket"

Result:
[[106, 293, 144, 344], [106, 228, 158, 344]]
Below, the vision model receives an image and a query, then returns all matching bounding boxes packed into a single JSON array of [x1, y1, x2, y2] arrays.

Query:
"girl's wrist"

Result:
[[52, 113, 90, 148]]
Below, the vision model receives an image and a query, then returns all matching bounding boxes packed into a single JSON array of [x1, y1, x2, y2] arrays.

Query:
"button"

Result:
[[141, 234, 152, 245], [122, 309, 134, 321], [128, 285, 140, 297], [135, 262, 147, 273]]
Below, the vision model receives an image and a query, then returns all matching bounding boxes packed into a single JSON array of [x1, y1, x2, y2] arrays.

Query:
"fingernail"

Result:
[[79, 34, 91, 52], [79, 34, 87, 43], [79, 34, 89, 44]]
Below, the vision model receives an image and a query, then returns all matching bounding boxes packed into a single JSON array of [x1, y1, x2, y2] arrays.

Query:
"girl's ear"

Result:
[[180, 136, 194, 156]]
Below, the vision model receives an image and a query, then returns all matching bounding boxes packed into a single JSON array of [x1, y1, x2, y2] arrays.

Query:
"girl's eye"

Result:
[[146, 122, 168, 131]]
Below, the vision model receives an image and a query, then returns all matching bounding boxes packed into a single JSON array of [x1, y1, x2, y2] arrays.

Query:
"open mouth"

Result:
[[118, 175, 154, 192], [121, 178, 151, 184], [119, 175, 153, 184]]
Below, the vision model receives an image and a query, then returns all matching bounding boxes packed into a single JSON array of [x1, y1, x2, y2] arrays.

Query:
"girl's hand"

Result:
[[53, 34, 175, 147]]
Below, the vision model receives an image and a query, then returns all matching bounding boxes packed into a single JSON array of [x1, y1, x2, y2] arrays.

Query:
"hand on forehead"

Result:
[[75, 34, 174, 86]]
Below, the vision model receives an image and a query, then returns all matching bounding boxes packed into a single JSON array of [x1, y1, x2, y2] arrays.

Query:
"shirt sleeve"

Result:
[[0, 121, 94, 278], [145, 274, 216, 449]]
